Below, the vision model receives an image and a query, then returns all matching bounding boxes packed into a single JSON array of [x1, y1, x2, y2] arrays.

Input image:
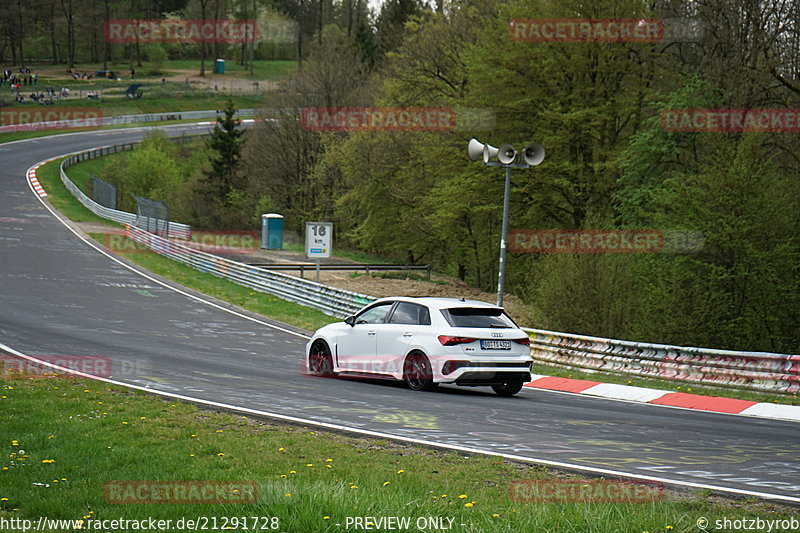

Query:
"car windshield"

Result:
[[441, 307, 517, 329]]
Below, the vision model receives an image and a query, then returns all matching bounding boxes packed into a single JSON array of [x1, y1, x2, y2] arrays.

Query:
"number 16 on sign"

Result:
[[306, 222, 332, 282]]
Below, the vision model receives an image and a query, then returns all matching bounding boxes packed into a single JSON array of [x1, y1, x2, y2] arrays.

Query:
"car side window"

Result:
[[388, 302, 431, 325], [355, 303, 393, 325]]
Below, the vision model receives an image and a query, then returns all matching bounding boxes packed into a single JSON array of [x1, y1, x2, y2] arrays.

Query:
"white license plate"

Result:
[[480, 340, 511, 350]]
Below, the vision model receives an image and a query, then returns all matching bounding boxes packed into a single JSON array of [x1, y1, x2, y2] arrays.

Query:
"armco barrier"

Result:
[[524, 328, 800, 395], [59, 142, 194, 239], [1, 108, 257, 134], [126, 224, 375, 318]]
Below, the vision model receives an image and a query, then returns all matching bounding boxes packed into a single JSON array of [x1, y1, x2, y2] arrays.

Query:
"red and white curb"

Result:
[[26, 162, 50, 198], [525, 374, 800, 422]]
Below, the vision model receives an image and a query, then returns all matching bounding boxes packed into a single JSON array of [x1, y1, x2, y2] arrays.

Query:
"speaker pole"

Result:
[[497, 165, 512, 307]]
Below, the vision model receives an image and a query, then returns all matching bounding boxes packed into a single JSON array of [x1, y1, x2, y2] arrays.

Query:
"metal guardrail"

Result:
[[126, 225, 376, 318], [247, 263, 431, 279], [0, 108, 257, 134], [59, 141, 195, 239], [523, 328, 800, 395]]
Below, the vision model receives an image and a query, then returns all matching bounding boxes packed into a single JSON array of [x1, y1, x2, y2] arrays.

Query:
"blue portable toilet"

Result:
[[214, 58, 225, 74], [262, 213, 284, 250]]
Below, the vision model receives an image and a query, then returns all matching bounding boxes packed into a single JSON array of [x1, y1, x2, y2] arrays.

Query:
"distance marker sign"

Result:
[[305, 222, 332, 259]]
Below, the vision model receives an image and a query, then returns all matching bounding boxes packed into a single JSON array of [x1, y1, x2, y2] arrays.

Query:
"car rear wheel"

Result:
[[404, 352, 437, 392], [309, 340, 335, 377], [492, 376, 525, 396]]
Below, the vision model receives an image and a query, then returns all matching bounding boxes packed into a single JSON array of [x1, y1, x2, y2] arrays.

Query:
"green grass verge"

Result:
[[34, 156, 118, 226], [89, 233, 335, 332], [1, 377, 795, 532]]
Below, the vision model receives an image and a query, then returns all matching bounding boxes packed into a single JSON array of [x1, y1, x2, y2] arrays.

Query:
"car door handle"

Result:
[[368, 331, 376, 335], [403, 333, 413, 337]]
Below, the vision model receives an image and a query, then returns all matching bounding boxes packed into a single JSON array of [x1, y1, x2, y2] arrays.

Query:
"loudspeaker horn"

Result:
[[467, 138, 485, 161], [482, 143, 499, 163], [522, 142, 545, 166], [497, 143, 517, 165]]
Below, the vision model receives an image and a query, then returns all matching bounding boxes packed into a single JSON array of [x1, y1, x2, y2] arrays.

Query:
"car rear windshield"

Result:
[[441, 307, 517, 328]]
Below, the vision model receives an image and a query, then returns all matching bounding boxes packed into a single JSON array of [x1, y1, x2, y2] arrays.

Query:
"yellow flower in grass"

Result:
[[383, 481, 390, 487], [306, 464, 313, 467], [323, 516, 330, 520], [464, 502, 474, 508], [284, 493, 291, 497], [216, 430, 223, 433], [278, 447, 285, 452], [11, 441, 18, 446], [139, 417, 146, 420], [41, 459, 55, 464], [396, 469, 405, 474], [458, 494, 467, 499], [280, 475, 287, 479], [2, 467, 8, 471], [289, 471, 296, 474], [325, 464, 332, 469], [1, 498, 8, 501], [326, 458, 332, 462], [189, 454, 195, 457], [492, 514, 500, 518], [217, 453, 225, 457]]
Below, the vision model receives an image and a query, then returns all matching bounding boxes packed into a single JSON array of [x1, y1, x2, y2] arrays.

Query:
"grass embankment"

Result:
[[40, 153, 800, 404], [1, 377, 795, 533]]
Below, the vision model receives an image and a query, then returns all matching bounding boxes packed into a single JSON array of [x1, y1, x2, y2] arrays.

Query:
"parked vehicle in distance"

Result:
[[307, 297, 533, 396]]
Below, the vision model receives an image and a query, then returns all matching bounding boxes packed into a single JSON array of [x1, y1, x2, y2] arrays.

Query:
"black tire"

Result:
[[403, 352, 437, 392], [308, 340, 335, 377], [492, 376, 525, 397]]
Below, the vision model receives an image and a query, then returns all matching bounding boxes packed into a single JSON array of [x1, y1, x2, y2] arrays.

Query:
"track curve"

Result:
[[1, 125, 799, 504]]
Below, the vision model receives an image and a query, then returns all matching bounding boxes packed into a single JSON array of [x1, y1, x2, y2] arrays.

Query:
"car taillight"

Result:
[[513, 337, 531, 346], [438, 335, 477, 346]]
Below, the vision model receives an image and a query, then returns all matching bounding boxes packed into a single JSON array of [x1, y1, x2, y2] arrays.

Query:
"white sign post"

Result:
[[305, 221, 332, 282]]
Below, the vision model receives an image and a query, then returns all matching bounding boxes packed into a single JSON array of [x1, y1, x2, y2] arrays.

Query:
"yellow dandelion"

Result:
[[323, 516, 330, 520], [280, 475, 286, 479], [464, 502, 474, 508], [189, 454, 195, 457], [284, 493, 291, 497], [2, 467, 8, 471], [1, 396, 6, 399], [326, 464, 332, 469], [97, 402, 103, 405], [41, 459, 55, 464], [217, 453, 225, 457], [492, 514, 500, 518], [122, 422, 128, 425], [83, 389, 89, 392], [306, 463, 313, 467], [441, 494, 447, 498], [289, 470, 296, 474], [666, 527, 674, 531], [216, 430, 223, 433], [11, 441, 18, 446], [326, 458, 332, 462], [191, 434, 196, 438], [1, 498, 8, 501], [459, 494, 467, 499], [350, 485, 358, 489], [396, 469, 405, 474], [48, 435, 54, 439], [139, 417, 146, 420], [278, 447, 285, 452], [383, 481, 390, 486]]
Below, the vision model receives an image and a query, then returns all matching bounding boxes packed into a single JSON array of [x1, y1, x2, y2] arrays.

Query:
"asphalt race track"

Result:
[[1, 125, 799, 504]]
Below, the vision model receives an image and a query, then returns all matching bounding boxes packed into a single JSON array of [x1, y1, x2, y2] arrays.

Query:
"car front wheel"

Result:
[[492, 376, 525, 396], [309, 340, 335, 377], [403, 352, 437, 392]]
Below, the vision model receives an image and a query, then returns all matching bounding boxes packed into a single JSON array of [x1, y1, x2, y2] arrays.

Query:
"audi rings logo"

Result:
[[491, 333, 503, 338]]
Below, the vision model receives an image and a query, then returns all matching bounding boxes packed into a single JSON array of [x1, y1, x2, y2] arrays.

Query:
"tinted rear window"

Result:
[[441, 308, 517, 328]]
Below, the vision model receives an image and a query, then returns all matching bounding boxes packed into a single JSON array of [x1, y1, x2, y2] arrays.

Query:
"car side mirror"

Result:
[[345, 316, 356, 327]]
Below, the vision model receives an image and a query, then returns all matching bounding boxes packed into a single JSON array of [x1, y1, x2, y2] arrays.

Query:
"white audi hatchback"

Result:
[[306, 297, 533, 396]]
